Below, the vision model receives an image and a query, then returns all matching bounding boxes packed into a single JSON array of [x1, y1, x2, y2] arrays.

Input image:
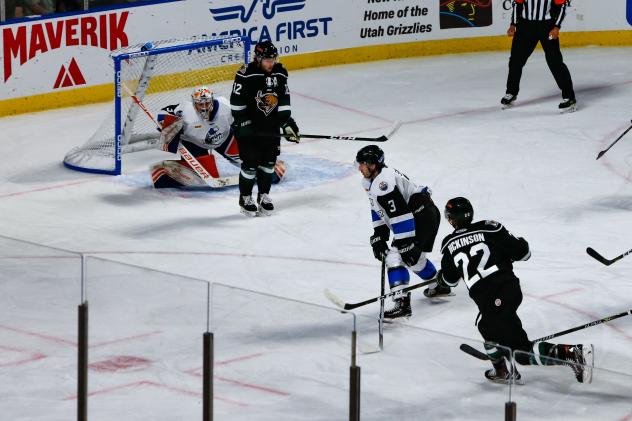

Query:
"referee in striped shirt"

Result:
[[501, 0, 576, 113]]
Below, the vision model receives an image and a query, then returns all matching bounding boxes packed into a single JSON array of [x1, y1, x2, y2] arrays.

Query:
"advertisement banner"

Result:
[[1, 0, 630, 108]]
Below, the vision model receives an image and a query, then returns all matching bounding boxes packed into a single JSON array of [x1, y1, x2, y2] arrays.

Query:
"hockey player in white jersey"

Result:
[[356, 145, 451, 319], [151, 86, 286, 188]]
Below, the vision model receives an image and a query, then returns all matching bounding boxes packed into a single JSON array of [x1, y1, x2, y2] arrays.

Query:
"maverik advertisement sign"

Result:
[[3, 12, 129, 84], [207, 0, 334, 55]]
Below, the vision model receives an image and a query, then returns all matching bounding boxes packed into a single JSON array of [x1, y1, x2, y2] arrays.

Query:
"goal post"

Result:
[[63, 35, 250, 175]]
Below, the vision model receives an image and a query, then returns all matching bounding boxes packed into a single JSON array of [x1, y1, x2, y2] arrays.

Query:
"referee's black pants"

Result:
[[506, 20, 575, 100]]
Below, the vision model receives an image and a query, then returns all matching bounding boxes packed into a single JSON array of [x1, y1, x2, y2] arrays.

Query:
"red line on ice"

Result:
[[0, 179, 96, 199], [539, 288, 583, 300], [63, 380, 248, 406], [0, 324, 162, 348], [215, 376, 290, 396], [293, 91, 393, 123], [0, 344, 46, 368], [0, 324, 76, 346]]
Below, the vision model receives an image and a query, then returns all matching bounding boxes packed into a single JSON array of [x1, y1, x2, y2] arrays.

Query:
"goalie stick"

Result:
[[324, 278, 435, 311], [122, 84, 238, 188], [461, 309, 632, 361], [586, 246, 632, 266], [596, 120, 632, 160]]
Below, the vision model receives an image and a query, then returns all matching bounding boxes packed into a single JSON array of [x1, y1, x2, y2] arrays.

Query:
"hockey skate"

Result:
[[239, 195, 258, 217], [559, 344, 594, 383], [423, 283, 453, 298], [558, 98, 577, 113], [500, 94, 517, 109], [257, 193, 274, 216], [384, 292, 412, 321], [484, 359, 523, 385]]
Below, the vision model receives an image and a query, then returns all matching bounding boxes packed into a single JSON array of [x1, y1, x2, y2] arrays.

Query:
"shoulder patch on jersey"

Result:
[[456, 228, 467, 234], [485, 220, 500, 227], [379, 181, 388, 191]]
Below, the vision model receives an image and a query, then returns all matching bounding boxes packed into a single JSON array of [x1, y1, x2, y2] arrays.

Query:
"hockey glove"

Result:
[[160, 115, 184, 153], [397, 241, 422, 267], [282, 117, 300, 143], [370, 234, 389, 262], [232, 119, 255, 139]]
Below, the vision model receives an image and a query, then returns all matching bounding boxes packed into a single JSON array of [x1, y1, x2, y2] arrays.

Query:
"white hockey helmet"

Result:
[[191, 86, 214, 119]]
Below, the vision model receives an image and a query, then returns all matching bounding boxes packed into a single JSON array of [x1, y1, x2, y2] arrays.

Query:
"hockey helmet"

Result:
[[191, 86, 214, 119], [254, 41, 278, 62], [444, 197, 474, 229], [355, 145, 385, 167]]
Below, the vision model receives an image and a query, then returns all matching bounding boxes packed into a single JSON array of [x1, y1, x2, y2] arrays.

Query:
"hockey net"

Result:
[[63, 36, 248, 175]]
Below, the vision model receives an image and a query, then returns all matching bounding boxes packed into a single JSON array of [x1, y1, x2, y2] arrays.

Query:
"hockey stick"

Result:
[[461, 309, 632, 361], [596, 120, 632, 160], [259, 120, 401, 143], [324, 278, 435, 311], [272, 133, 389, 142], [586, 246, 632, 266], [122, 84, 237, 188], [378, 258, 386, 351]]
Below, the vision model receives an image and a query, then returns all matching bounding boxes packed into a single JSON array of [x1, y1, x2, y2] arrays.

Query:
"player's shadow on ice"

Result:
[[592, 195, 632, 211], [124, 215, 246, 237], [561, 195, 632, 221], [514, 83, 619, 112]]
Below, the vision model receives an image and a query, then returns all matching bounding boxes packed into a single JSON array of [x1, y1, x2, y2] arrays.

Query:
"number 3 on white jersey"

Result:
[[454, 243, 499, 288]]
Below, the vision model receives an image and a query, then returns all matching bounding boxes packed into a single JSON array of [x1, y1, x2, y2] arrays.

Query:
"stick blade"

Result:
[[459, 343, 490, 361], [586, 247, 612, 265], [596, 150, 606, 160], [374, 135, 388, 142], [323, 289, 345, 309]]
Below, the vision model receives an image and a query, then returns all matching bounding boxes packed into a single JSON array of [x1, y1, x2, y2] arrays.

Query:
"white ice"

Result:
[[1, 47, 632, 421]]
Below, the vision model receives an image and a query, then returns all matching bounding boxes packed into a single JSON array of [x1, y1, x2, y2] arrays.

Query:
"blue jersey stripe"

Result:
[[371, 210, 381, 222], [392, 218, 415, 235]]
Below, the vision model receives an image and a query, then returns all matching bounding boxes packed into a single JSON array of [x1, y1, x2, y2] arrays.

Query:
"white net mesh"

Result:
[[63, 36, 247, 174]]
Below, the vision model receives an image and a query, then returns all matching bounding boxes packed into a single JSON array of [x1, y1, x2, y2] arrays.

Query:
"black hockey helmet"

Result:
[[355, 145, 385, 167], [444, 197, 474, 228], [254, 41, 278, 61]]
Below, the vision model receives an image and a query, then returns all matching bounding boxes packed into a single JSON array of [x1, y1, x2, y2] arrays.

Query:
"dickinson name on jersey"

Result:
[[446, 233, 486, 254]]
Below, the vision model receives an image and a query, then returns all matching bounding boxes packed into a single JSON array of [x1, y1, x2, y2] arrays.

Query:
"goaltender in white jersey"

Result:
[[151, 86, 287, 188]]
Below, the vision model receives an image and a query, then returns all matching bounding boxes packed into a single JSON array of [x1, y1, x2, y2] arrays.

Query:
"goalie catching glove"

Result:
[[282, 117, 300, 143], [160, 114, 184, 153]]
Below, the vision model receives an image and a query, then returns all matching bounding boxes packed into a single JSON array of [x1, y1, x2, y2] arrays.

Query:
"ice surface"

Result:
[[1, 47, 631, 420]]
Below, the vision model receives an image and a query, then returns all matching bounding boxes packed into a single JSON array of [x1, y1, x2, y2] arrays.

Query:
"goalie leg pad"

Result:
[[272, 159, 288, 184], [151, 160, 206, 188], [177, 153, 220, 178]]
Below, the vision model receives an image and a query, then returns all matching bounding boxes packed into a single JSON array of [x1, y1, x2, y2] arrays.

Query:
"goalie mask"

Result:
[[192, 87, 214, 119]]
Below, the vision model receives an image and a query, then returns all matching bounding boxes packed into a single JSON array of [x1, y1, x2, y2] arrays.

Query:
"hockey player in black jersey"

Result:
[[356, 145, 451, 320], [230, 40, 300, 216], [437, 197, 593, 383]]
